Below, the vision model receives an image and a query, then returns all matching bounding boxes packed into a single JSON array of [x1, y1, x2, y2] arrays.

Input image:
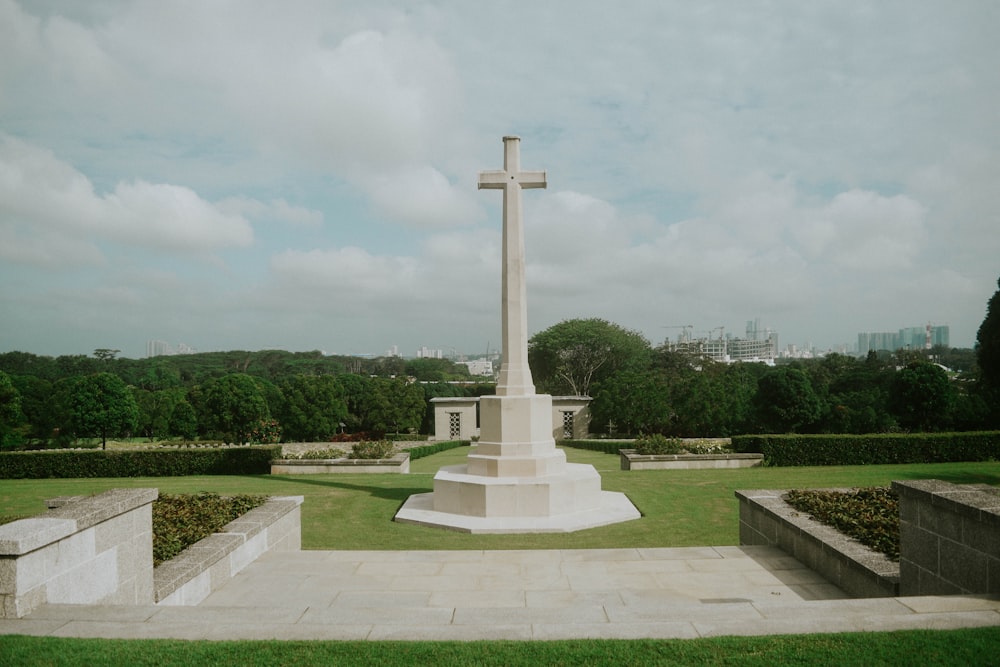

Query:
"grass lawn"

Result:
[[2, 629, 1000, 667], [2, 447, 999, 664], [2, 446, 999, 551]]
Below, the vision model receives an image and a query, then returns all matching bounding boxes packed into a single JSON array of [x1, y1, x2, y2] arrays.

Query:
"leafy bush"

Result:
[[559, 440, 634, 455], [152, 492, 267, 566], [282, 448, 346, 460], [634, 434, 685, 455], [407, 440, 467, 460], [348, 440, 396, 459], [0, 446, 281, 479], [784, 487, 899, 560], [329, 431, 384, 443], [731, 431, 1000, 466]]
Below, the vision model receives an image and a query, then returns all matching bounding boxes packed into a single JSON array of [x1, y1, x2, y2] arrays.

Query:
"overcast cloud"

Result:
[[1, 0, 997, 359]]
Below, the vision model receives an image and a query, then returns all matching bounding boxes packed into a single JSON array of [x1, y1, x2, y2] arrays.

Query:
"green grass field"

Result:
[[2, 447, 998, 550], [2, 629, 1000, 667], [3, 448, 999, 665]]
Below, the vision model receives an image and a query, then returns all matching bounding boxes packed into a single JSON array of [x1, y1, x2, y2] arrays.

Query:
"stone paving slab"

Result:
[[2, 546, 998, 641]]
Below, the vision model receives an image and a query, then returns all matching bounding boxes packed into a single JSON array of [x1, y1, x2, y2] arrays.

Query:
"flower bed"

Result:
[[271, 451, 410, 474], [620, 449, 763, 470]]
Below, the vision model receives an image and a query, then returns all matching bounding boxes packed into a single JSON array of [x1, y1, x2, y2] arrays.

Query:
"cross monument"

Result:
[[393, 136, 640, 532], [478, 136, 545, 397]]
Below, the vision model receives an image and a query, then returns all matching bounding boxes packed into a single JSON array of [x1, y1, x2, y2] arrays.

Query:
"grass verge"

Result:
[[2, 628, 1000, 666]]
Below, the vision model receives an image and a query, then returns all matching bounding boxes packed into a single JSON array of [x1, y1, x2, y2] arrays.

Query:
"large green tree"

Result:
[[976, 276, 1000, 391], [591, 369, 674, 435], [68, 372, 139, 449], [277, 375, 349, 441], [889, 361, 956, 432], [528, 318, 650, 396], [0, 371, 23, 447], [752, 366, 824, 433], [199, 374, 269, 445]]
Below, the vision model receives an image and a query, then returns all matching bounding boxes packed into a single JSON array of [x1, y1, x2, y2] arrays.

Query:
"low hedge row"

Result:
[[559, 440, 635, 455], [407, 440, 468, 460], [0, 446, 282, 479], [731, 431, 1000, 467]]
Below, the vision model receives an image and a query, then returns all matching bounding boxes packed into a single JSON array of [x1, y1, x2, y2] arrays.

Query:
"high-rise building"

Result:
[[857, 324, 949, 355]]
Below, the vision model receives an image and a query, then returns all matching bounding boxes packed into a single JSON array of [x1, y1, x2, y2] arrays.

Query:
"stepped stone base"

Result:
[[394, 392, 640, 533]]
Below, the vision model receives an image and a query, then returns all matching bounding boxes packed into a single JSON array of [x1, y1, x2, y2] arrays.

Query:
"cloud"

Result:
[[218, 197, 324, 229], [0, 134, 253, 262], [360, 164, 480, 229]]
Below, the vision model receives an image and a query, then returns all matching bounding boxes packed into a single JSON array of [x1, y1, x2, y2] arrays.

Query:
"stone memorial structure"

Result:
[[395, 136, 639, 532]]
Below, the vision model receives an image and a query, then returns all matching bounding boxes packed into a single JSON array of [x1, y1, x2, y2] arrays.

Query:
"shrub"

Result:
[[153, 492, 267, 566], [407, 440, 467, 460], [634, 434, 685, 455], [0, 446, 281, 479], [559, 440, 634, 455], [282, 448, 346, 460], [731, 431, 1000, 466], [347, 440, 396, 459], [784, 487, 899, 560]]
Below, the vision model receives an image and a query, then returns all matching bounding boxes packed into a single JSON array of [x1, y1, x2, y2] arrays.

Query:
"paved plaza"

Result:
[[3, 545, 999, 641]]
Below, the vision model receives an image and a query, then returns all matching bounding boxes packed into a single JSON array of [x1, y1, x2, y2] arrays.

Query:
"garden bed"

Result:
[[271, 452, 410, 474], [154, 495, 303, 605], [736, 488, 899, 598], [620, 449, 763, 470]]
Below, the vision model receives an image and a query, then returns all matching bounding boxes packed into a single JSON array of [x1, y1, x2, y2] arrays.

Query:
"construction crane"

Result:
[[662, 325, 694, 344]]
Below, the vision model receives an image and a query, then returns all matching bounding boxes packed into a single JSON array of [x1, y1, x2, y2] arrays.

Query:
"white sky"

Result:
[[1, 0, 998, 359]]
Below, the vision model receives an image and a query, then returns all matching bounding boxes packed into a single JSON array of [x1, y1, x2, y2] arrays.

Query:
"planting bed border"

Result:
[[620, 449, 763, 470], [154, 495, 303, 605], [736, 488, 900, 598], [270, 452, 410, 474]]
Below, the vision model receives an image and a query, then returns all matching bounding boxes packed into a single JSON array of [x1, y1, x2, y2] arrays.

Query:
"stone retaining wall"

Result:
[[894, 479, 1000, 596], [0, 488, 158, 618], [155, 496, 303, 605], [0, 490, 303, 617], [736, 488, 899, 598]]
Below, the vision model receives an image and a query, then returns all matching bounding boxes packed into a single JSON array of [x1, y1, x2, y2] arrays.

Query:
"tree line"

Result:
[[0, 350, 490, 448], [3, 277, 998, 446]]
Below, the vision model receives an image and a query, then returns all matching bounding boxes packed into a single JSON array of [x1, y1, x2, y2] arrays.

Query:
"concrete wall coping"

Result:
[[0, 488, 158, 556], [893, 479, 1000, 526]]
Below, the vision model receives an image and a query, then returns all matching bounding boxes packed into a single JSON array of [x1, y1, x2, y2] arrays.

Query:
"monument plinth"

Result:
[[394, 136, 639, 533]]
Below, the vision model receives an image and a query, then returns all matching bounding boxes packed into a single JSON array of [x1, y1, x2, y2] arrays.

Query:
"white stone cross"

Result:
[[478, 136, 546, 397]]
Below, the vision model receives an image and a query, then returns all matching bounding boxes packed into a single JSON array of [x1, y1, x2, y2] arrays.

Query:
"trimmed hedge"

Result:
[[731, 431, 1000, 467], [0, 446, 282, 479], [407, 440, 468, 460], [559, 440, 635, 455]]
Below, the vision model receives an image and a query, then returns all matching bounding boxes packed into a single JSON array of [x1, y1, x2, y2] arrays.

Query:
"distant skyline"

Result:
[[2, 1, 998, 360]]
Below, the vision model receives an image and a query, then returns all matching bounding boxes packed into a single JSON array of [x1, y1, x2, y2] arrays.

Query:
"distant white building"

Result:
[[460, 359, 494, 377], [417, 346, 443, 359]]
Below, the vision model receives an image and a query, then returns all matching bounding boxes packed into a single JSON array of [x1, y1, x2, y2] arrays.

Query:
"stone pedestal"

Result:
[[394, 393, 640, 533]]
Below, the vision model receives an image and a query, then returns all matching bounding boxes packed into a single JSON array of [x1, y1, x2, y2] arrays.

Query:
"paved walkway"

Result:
[[3, 546, 999, 640]]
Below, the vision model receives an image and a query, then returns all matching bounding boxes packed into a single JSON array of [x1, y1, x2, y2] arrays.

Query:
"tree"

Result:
[[199, 374, 269, 445], [277, 375, 349, 441], [0, 371, 23, 447], [591, 370, 674, 436], [168, 399, 198, 440], [752, 366, 824, 433], [364, 378, 425, 434], [976, 276, 1000, 391], [889, 361, 956, 432], [528, 318, 651, 396], [69, 372, 139, 449]]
